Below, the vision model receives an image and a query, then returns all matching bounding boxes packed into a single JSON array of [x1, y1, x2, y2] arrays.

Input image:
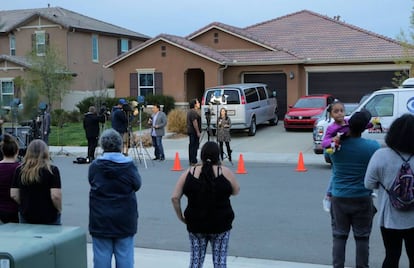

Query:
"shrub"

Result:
[[167, 109, 187, 134], [76, 96, 117, 114], [67, 110, 82, 123], [144, 95, 175, 114]]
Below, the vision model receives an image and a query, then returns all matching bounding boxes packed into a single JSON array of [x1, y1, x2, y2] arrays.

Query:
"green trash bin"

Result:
[[0, 223, 87, 268]]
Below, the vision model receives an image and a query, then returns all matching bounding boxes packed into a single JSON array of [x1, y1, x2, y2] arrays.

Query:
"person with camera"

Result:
[[217, 107, 232, 162], [148, 103, 167, 161], [83, 106, 105, 162], [111, 99, 129, 155]]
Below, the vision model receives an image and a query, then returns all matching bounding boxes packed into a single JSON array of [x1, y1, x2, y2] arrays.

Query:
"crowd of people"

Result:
[[1, 96, 413, 268]]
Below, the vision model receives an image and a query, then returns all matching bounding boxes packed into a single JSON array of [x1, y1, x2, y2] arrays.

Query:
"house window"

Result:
[[10, 35, 16, 56], [120, 39, 129, 53], [92, 35, 99, 62], [214, 32, 219, 44], [161, 45, 166, 57], [0, 80, 14, 107], [138, 72, 154, 97], [35, 31, 46, 56]]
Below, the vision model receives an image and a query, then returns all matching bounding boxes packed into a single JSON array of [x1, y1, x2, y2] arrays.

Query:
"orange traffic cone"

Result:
[[171, 152, 183, 171], [236, 154, 247, 174], [296, 151, 307, 172]]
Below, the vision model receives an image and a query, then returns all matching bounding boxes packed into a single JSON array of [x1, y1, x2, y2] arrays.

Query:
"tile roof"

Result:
[[0, 55, 31, 68], [244, 10, 407, 63], [0, 7, 149, 39]]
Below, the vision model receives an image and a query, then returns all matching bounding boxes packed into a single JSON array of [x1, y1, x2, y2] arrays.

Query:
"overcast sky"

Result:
[[1, 0, 413, 39]]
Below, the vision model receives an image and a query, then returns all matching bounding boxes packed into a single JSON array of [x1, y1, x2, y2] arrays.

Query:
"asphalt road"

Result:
[[56, 155, 410, 267]]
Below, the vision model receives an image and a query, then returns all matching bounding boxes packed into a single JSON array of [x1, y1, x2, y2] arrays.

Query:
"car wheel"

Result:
[[269, 113, 279, 126], [248, 117, 256, 136]]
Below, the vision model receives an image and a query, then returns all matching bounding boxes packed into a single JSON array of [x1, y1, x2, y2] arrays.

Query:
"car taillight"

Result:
[[201, 97, 205, 105], [241, 95, 246, 104]]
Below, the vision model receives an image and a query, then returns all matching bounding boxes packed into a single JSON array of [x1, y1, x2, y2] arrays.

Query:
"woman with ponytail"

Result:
[[171, 141, 240, 267]]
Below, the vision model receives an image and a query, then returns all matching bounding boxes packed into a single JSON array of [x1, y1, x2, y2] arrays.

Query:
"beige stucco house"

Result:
[[0, 6, 149, 110], [105, 10, 411, 116]]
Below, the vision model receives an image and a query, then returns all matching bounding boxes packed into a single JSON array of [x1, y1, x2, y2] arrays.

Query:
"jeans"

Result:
[[151, 135, 164, 159], [380, 226, 414, 268], [92, 236, 134, 268], [330, 196, 374, 268], [188, 134, 199, 165]]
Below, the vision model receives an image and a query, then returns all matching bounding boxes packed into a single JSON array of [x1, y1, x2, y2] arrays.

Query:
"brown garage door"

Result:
[[308, 71, 397, 103], [243, 73, 288, 117]]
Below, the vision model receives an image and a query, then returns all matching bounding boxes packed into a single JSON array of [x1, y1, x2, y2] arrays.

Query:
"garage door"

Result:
[[243, 73, 288, 117], [308, 71, 397, 103]]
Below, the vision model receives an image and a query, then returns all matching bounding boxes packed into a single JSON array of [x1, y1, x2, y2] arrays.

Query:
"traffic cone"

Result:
[[236, 154, 247, 174], [171, 152, 183, 171], [296, 151, 307, 172]]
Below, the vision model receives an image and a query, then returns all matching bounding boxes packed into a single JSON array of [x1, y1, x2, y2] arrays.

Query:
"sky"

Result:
[[1, 0, 413, 39]]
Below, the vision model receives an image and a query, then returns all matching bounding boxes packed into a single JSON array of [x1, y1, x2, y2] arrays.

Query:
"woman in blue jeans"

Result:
[[88, 129, 142, 268]]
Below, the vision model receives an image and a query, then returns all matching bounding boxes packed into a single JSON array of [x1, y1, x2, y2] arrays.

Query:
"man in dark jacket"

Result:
[[88, 128, 142, 268], [83, 106, 105, 162]]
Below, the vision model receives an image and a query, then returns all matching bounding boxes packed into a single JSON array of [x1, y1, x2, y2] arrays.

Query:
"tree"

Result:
[[394, 3, 414, 86], [25, 46, 74, 108]]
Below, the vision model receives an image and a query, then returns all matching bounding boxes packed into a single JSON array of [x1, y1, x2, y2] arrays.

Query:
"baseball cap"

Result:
[[118, 98, 127, 105]]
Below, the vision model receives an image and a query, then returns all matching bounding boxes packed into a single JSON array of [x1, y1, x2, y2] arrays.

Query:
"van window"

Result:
[[244, 87, 259, 103], [257, 86, 267, 100], [223, 89, 240, 104], [267, 87, 276, 98], [363, 94, 394, 117]]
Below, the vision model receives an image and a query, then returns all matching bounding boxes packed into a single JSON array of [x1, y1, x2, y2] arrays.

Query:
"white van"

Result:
[[353, 84, 414, 144], [201, 83, 278, 136]]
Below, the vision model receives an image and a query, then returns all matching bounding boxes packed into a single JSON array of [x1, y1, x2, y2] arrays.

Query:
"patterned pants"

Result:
[[188, 231, 230, 268]]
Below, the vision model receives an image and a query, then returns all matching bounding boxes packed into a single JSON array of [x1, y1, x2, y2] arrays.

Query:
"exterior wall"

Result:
[[0, 35, 9, 54], [191, 29, 267, 51], [111, 40, 221, 102]]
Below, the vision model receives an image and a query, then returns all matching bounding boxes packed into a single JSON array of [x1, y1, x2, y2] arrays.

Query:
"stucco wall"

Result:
[[111, 40, 221, 102]]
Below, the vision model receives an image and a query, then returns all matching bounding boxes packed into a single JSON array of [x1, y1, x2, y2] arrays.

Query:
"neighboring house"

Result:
[[104, 10, 411, 116], [0, 6, 149, 110]]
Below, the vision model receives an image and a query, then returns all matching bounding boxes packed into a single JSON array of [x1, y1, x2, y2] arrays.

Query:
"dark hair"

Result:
[[220, 107, 228, 119], [199, 142, 220, 192], [348, 109, 371, 135], [189, 99, 198, 109], [327, 100, 344, 115], [154, 103, 161, 109], [0, 133, 19, 158], [385, 113, 414, 154]]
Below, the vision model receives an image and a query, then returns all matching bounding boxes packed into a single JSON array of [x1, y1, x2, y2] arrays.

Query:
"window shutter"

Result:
[[154, 72, 163, 95], [31, 34, 36, 52], [45, 33, 50, 47], [128, 40, 132, 50], [130, 73, 138, 96], [117, 39, 121, 55]]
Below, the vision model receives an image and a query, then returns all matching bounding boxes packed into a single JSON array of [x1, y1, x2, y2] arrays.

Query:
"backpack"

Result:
[[380, 150, 414, 211]]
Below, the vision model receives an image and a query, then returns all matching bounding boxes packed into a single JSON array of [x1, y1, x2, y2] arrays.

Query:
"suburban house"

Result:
[[0, 6, 149, 110], [104, 10, 411, 116]]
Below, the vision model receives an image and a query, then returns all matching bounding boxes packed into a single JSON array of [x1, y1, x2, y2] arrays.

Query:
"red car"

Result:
[[284, 94, 335, 131]]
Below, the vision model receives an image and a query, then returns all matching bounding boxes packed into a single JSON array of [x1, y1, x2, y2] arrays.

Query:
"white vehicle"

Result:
[[201, 83, 278, 136], [314, 78, 414, 163]]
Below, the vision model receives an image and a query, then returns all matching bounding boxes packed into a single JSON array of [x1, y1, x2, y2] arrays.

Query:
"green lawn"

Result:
[[48, 122, 143, 146]]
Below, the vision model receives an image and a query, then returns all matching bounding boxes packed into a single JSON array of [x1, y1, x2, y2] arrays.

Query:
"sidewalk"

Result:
[[86, 244, 332, 268]]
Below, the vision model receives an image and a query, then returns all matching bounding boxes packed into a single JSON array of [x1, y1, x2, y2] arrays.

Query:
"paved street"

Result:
[[49, 124, 410, 267]]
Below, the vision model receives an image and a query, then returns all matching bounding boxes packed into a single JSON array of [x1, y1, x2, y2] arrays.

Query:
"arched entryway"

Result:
[[185, 68, 205, 103]]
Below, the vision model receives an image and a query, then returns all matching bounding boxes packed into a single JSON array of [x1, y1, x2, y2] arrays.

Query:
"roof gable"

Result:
[[0, 7, 149, 40], [104, 34, 230, 68]]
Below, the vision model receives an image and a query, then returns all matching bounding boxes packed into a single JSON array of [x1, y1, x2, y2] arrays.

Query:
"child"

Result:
[[322, 101, 373, 211]]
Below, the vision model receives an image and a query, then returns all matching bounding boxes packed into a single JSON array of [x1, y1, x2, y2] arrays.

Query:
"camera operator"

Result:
[[83, 106, 105, 162], [111, 99, 129, 155], [37, 104, 51, 145]]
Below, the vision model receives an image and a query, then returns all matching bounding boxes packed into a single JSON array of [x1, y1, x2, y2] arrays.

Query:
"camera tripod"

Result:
[[128, 108, 153, 168]]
